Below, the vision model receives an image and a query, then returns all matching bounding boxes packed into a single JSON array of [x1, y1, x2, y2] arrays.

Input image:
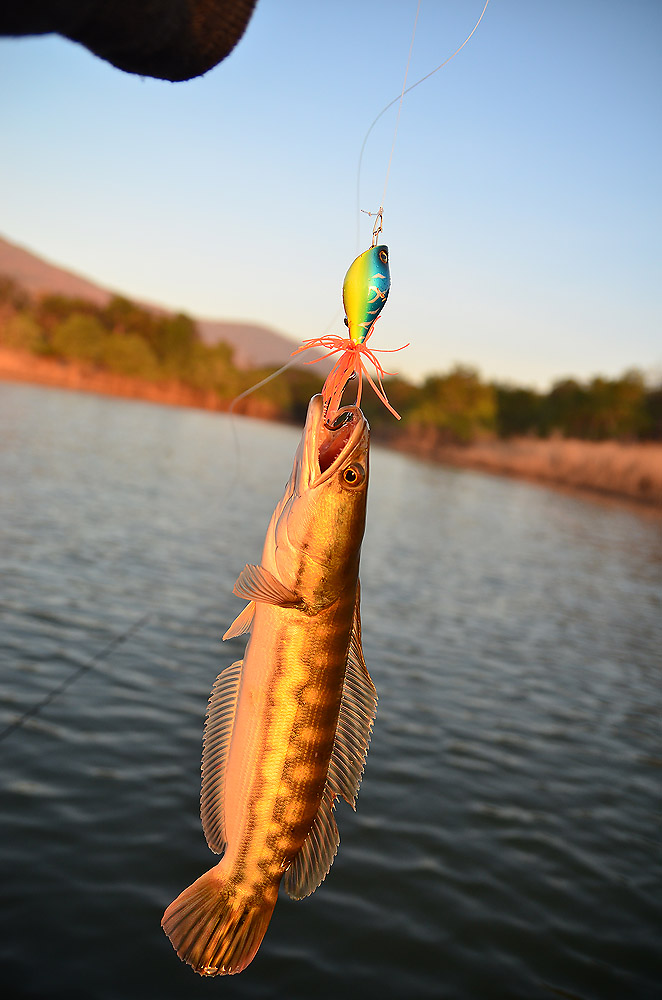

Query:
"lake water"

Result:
[[0, 382, 660, 1000]]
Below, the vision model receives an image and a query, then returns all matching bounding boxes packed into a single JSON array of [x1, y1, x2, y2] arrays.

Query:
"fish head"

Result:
[[264, 395, 370, 607]]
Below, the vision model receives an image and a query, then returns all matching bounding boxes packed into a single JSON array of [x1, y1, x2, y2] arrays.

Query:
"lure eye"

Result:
[[379, 249, 388, 264], [341, 463, 365, 488]]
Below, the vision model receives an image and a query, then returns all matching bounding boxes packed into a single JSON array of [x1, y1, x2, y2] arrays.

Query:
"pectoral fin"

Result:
[[233, 564, 300, 607], [222, 601, 255, 640]]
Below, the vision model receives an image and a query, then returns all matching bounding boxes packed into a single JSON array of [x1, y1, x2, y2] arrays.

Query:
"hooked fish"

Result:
[[162, 394, 377, 976]]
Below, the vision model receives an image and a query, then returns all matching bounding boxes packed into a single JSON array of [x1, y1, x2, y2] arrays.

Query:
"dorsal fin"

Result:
[[284, 588, 377, 900], [327, 589, 377, 809], [200, 660, 243, 854]]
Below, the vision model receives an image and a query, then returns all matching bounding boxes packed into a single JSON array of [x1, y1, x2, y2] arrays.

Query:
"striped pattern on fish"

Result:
[[162, 395, 376, 975]]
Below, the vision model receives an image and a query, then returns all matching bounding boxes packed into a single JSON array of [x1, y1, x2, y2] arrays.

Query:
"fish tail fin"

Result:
[[161, 865, 277, 976]]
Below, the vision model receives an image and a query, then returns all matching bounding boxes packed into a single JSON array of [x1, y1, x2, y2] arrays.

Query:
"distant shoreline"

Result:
[[386, 429, 662, 512], [0, 346, 279, 420], [2, 347, 661, 511]]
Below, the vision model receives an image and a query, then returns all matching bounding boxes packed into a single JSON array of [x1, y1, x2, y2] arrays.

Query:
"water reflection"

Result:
[[0, 382, 660, 1000]]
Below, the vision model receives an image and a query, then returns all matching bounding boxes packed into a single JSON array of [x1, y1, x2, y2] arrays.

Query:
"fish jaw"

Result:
[[295, 394, 369, 492]]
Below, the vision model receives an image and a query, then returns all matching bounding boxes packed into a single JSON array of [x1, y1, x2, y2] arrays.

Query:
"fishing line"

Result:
[[0, 603, 220, 744], [219, 359, 301, 506], [222, 305, 342, 502], [356, 0, 491, 243], [357, 0, 422, 251], [0, 611, 151, 743], [381, 0, 421, 212]]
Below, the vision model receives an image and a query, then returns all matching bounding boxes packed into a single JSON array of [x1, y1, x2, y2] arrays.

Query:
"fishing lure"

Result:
[[293, 242, 408, 419]]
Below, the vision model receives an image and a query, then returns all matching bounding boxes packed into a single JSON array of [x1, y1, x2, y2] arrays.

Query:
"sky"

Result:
[[0, 0, 660, 390]]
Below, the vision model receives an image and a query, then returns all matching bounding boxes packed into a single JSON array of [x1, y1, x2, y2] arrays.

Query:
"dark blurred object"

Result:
[[0, 0, 258, 81]]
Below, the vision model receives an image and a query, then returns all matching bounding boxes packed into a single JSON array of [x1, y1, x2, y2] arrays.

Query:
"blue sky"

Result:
[[1, 0, 660, 389]]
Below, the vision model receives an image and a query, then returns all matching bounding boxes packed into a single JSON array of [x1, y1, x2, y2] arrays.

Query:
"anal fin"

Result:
[[283, 787, 339, 900], [284, 584, 377, 901]]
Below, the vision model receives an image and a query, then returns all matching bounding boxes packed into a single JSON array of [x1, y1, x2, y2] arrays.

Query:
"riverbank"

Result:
[[0, 346, 280, 420], [389, 426, 662, 509], [2, 347, 661, 509]]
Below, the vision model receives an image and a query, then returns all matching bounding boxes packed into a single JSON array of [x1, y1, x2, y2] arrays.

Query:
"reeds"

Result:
[[391, 430, 662, 507]]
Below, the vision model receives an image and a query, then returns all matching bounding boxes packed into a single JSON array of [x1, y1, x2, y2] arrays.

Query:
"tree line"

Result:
[[1, 275, 660, 443]]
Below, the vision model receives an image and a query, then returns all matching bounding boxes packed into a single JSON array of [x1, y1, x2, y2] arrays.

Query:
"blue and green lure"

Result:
[[343, 244, 391, 345], [293, 244, 408, 418]]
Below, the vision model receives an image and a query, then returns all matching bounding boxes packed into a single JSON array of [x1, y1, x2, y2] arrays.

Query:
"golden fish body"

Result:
[[162, 395, 376, 976]]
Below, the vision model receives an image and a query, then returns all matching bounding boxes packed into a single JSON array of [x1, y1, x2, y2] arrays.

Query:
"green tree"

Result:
[[98, 333, 160, 378], [0, 312, 44, 352], [406, 366, 496, 443], [183, 341, 242, 397], [543, 378, 587, 436], [50, 313, 108, 363], [582, 371, 648, 440], [36, 294, 101, 334], [154, 312, 197, 371], [643, 382, 662, 440], [101, 296, 157, 341], [494, 385, 543, 437]]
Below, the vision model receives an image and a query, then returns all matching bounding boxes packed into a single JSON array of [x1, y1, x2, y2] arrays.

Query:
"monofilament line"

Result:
[[0, 611, 151, 743], [379, 0, 422, 216], [357, 0, 491, 243], [0, 602, 221, 743]]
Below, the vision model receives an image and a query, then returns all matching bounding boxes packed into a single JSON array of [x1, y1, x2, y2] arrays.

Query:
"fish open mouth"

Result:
[[319, 409, 361, 472], [298, 395, 369, 490]]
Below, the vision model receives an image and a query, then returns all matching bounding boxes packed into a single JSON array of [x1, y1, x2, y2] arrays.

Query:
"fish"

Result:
[[162, 394, 377, 976], [292, 244, 407, 419]]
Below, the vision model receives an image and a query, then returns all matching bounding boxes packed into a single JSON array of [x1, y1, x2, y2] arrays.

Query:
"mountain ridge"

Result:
[[0, 234, 329, 372]]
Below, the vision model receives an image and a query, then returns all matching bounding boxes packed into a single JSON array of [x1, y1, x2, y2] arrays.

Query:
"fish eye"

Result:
[[379, 249, 388, 264], [341, 463, 365, 488]]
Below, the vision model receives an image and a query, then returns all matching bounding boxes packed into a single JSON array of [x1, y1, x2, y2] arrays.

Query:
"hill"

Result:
[[0, 234, 328, 371]]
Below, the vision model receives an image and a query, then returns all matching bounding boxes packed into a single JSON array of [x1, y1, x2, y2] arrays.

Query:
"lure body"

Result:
[[342, 244, 391, 345]]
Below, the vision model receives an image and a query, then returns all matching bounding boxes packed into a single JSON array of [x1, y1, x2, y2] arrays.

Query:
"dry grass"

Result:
[[391, 430, 662, 508]]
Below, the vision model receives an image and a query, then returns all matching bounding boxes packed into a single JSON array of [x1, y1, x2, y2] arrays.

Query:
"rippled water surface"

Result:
[[1, 382, 660, 1000]]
